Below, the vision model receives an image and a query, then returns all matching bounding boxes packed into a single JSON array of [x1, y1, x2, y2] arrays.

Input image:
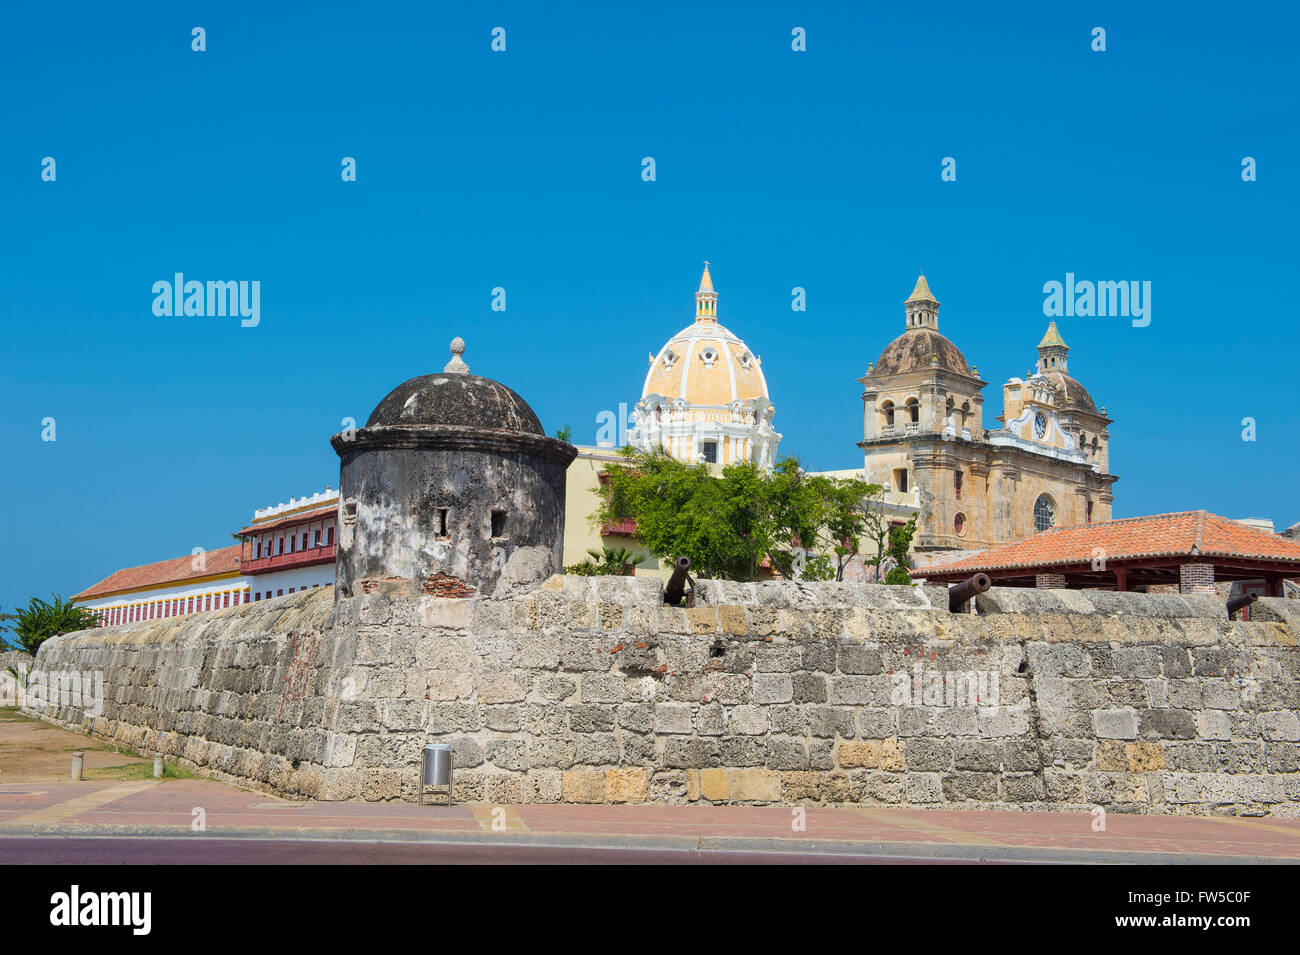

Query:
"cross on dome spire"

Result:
[[695, 261, 718, 322]]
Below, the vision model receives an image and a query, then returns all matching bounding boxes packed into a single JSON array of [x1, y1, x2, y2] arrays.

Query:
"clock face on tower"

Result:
[[1033, 411, 1047, 439]]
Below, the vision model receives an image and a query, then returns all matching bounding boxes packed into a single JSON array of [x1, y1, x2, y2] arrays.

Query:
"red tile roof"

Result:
[[915, 511, 1300, 576], [74, 544, 244, 600]]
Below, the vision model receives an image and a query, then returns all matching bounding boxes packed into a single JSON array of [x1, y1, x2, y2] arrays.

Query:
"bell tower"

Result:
[[905, 275, 940, 331], [1036, 321, 1069, 373]]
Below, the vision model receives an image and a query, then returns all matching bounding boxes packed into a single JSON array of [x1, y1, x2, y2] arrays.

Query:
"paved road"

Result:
[[0, 836, 991, 864]]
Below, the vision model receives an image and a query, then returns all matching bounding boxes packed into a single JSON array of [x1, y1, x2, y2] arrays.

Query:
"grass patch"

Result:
[[87, 761, 199, 781]]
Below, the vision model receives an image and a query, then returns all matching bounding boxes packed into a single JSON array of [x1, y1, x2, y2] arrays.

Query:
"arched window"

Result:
[[1034, 494, 1056, 533], [905, 397, 919, 423], [881, 401, 895, 427]]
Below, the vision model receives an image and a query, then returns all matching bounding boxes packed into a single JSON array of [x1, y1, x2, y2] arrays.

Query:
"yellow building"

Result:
[[562, 444, 665, 577]]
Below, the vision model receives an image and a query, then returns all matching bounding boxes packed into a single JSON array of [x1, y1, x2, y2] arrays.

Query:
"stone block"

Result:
[[904, 773, 943, 803], [880, 737, 906, 772], [728, 768, 781, 802], [654, 703, 694, 735], [1093, 708, 1139, 740], [1125, 741, 1167, 772], [1261, 710, 1300, 741], [561, 768, 606, 803], [792, 673, 828, 703], [605, 768, 649, 803], [1139, 709, 1198, 740], [781, 771, 822, 801], [837, 740, 880, 769], [752, 674, 793, 705], [664, 738, 721, 769], [700, 768, 729, 801], [729, 705, 769, 735], [1196, 710, 1231, 741]]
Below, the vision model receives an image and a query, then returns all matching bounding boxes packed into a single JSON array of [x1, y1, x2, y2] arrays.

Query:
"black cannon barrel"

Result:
[[948, 573, 992, 612], [1226, 592, 1258, 618], [664, 556, 692, 605]]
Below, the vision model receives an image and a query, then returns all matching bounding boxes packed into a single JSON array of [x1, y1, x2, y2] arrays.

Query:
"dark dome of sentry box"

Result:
[[365, 372, 544, 434], [330, 337, 576, 600]]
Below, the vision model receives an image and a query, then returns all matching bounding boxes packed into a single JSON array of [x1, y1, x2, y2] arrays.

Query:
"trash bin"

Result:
[[420, 743, 453, 805]]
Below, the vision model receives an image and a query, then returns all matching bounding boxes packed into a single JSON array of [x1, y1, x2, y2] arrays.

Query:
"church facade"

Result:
[[858, 276, 1117, 557]]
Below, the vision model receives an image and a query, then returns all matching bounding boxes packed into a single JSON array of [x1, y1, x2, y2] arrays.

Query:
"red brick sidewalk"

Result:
[[2, 779, 1298, 863]]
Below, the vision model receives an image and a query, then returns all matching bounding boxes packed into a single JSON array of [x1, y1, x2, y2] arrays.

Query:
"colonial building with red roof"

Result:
[[74, 488, 338, 625], [915, 510, 1300, 596], [74, 544, 250, 626]]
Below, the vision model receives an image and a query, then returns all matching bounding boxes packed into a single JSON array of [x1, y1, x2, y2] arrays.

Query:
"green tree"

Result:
[[597, 448, 736, 579], [2, 595, 100, 682], [554, 424, 573, 442], [859, 485, 896, 581], [800, 474, 883, 582], [882, 516, 918, 585], [595, 449, 887, 583]]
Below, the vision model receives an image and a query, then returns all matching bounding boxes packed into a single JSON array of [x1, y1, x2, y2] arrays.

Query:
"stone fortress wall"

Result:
[[25, 578, 1300, 815]]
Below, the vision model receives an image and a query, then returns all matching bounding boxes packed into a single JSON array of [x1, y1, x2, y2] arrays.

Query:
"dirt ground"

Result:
[[0, 708, 164, 783]]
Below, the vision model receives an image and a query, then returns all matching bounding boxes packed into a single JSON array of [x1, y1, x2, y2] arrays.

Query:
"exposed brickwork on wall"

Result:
[[423, 573, 477, 599], [1180, 562, 1216, 595], [1035, 573, 1067, 589]]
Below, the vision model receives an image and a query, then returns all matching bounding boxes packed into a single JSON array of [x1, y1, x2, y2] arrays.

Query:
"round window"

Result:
[[954, 513, 967, 537]]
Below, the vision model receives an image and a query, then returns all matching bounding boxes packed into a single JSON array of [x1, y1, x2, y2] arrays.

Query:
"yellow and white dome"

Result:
[[628, 264, 780, 468]]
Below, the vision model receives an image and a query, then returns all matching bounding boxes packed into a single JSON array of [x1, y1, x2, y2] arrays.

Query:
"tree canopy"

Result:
[[0, 594, 101, 655], [594, 449, 905, 582]]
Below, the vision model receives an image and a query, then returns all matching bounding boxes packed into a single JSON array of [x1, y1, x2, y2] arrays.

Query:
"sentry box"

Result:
[[419, 743, 453, 806]]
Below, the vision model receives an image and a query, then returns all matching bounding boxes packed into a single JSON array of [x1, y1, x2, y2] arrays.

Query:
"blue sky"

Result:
[[1, 0, 1296, 613]]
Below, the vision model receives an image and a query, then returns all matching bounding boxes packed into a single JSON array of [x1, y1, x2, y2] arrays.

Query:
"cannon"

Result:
[[664, 556, 693, 606], [948, 573, 992, 612], [1226, 592, 1258, 619]]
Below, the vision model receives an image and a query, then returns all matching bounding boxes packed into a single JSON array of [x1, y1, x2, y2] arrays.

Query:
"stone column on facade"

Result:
[[922, 382, 943, 433], [970, 393, 985, 435], [862, 388, 878, 441], [991, 462, 1019, 543], [966, 459, 990, 549]]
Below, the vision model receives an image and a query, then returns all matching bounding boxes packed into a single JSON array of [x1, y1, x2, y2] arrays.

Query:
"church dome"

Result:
[[1040, 370, 1097, 413], [365, 339, 544, 434], [1033, 323, 1099, 415], [642, 264, 770, 405], [869, 275, 975, 379], [629, 264, 781, 469], [873, 328, 972, 377], [642, 321, 769, 405]]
